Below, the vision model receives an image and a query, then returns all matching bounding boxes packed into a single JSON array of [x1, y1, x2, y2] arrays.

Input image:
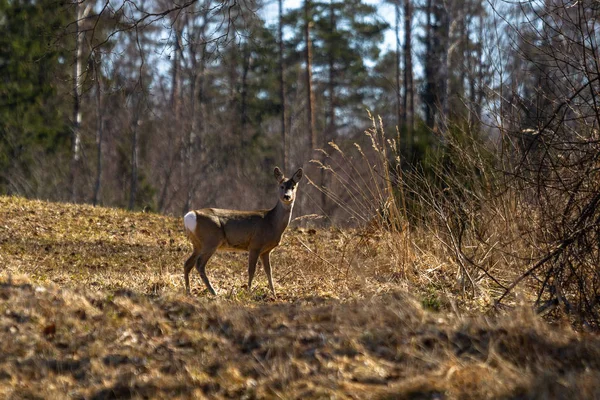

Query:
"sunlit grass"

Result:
[[1, 195, 599, 398]]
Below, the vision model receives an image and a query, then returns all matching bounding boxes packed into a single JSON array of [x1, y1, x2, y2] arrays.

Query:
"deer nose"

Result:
[[283, 194, 291, 201]]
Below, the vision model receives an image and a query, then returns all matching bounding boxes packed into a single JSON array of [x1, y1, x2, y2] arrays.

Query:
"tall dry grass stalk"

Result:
[[306, 113, 542, 311], [307, 113, 415, 282]]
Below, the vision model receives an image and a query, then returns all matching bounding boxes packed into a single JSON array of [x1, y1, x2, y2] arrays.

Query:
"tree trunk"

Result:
[[240, 45, 250, 141], [70, 1, 84, 202], [92, 50, 104, 207], [129, 112, 139, 211], [439, 1, 451, 135], [184, 6, 211, 213], [158, 25, 183, 212], [327, 2, 336, 138], [475, 9, 484, 124], [322, 0, 337, 210], [278, 0, 287, 171], [184, 72, 197, 214], [403, 0, 414, 146], [304, 0, 316, 152], [171, 28, 181, 119], [423, 0, 435, 130], [395, 1, 402, 132], [184, 43, 206, 214]]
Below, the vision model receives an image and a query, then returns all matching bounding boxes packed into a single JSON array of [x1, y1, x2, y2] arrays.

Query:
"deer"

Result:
[[183, 167, 303, 296]]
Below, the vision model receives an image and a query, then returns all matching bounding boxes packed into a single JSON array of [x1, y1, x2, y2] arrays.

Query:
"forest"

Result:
[[1, 0, 492, 213], [2, 0, 600, 336]]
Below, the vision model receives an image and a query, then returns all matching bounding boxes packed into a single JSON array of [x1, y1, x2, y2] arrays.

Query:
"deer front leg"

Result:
[[260, 251, 275, 296], [247, 249, 260, 291]]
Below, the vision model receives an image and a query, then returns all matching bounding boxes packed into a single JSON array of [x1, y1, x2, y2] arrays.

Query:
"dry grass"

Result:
[[1, 195, 600, 399]]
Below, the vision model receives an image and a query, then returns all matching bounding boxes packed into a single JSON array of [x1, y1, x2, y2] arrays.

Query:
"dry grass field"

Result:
[[1, 195, 600, 399]]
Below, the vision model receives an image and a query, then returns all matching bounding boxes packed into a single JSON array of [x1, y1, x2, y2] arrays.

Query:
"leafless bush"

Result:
[[488, 0, 600, 328], [368, 0, 600, 328]]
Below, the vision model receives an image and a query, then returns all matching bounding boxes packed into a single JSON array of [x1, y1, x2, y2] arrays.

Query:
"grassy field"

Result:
[[1, 195, 599, 399]]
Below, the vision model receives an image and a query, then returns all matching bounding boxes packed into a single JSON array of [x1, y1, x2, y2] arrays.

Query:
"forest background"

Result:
[[0, 0, 491, 214]]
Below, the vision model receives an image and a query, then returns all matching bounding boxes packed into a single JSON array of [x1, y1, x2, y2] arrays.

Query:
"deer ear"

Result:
[[292, 168, 303, 183], [274, 167, 284, 182]]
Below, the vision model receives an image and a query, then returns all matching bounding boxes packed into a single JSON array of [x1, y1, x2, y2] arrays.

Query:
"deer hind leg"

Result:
[[260, 251, 275, 296], [184, 251, 200, 295], [247, 249, 260, 291], [196, 247, 218, 296]]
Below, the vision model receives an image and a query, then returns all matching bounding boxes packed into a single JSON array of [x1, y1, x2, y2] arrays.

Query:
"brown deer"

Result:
[[183, 167, 303, 296]]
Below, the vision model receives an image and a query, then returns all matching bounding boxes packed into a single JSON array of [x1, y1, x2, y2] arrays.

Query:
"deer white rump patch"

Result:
[[184, 211, 197, 232]]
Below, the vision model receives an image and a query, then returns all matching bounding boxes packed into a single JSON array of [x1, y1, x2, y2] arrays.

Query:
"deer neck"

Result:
[[269, 198, 294, 236]]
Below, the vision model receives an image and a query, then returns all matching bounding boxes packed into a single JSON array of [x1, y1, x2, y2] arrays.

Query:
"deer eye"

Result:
[[280, 185, 284, 189]]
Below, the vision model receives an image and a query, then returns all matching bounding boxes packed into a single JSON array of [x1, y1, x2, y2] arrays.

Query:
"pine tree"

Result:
[[285, 0, 387, 139], [0, 0, 72, 195]]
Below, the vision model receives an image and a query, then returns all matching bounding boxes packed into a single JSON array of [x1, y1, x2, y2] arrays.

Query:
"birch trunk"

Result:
[[92, 51, 104, 206]]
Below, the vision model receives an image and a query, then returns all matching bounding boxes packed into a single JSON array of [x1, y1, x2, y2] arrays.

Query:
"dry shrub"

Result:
[[490, 1, 600, 328], [309, 114, 508, 312], [311, 104, 600, 328]]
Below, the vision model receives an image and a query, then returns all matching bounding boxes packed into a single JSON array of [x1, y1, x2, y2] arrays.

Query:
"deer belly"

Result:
[[219, 238, 250, 252], [219, 244, 248, 252], [220, 222, 255, 251]]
